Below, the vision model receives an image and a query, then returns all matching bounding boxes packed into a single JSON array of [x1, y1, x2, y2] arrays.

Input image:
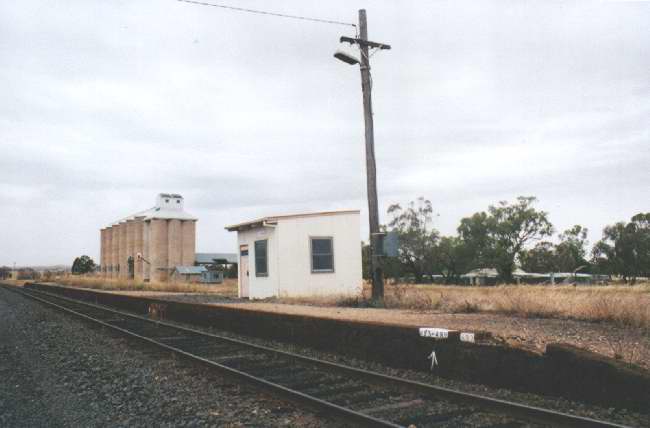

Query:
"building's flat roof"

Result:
[[225, 209, 360, 232]]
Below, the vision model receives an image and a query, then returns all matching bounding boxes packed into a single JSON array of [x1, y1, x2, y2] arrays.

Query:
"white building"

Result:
[[225, 210, 362, 299]]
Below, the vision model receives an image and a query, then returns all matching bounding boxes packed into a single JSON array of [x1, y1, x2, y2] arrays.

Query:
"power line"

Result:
[[177, 0, 356, 28]]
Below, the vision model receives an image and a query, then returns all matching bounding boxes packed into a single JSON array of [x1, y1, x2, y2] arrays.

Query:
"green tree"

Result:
[[593, 213, 650, 283], [555, 225, 589, 272], [458, 196, 554, 282], [71, 255, 96, 274], [387, 197, 439, 283], [457, 211, 492, 270], [520, 241, 557, 273], [434, 236, 472, 284], [520, 225, 590, 274], [362, 242, 371, 280]]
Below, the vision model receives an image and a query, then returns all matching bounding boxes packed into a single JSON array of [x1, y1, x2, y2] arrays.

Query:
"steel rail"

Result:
[[5, 285, 397, 428], [4, 285, 632, 428]]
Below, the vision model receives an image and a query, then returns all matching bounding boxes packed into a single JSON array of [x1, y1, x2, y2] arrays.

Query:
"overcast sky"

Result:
[[1, 1, 648, 266]]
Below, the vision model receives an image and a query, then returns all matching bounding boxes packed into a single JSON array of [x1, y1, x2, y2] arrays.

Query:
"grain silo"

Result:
[[100, 193, 197, 282]]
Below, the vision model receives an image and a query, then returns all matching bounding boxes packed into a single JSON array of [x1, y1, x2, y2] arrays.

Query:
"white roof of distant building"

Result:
[[174, 265, 207, 275], [225, 209, 360, 232], [195, 253, 238, 264], [463, 268, 499, 278], [107, 193, 197, 226], [461, 268, 596, 279]]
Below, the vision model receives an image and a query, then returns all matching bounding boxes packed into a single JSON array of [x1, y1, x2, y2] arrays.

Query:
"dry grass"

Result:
[[275, 282, 650, 330], [52, 275, 238, 297], [0, 279, 30, 287], [390, 283, 650, 329]]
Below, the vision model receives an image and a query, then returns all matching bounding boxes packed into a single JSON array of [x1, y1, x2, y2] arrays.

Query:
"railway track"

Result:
[[5, 284, 630, 428]]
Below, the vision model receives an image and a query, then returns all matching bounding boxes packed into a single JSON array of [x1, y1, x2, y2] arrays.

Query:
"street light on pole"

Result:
[[334, 9, 390, 303]]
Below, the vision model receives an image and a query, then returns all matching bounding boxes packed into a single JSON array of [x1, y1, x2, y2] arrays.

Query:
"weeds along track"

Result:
[[6, 285, 629, 428]]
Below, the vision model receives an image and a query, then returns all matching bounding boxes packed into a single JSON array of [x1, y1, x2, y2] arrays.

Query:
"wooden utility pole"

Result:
[[337, 9, 390, 302], [358, 9, 383, 302]]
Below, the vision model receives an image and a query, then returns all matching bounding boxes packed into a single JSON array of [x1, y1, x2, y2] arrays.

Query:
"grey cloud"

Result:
[[1, 0, 648, 265]]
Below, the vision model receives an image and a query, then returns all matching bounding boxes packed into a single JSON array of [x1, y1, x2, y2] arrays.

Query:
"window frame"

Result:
[[254, 239, 268, 277], [310, 236, 335, 274]]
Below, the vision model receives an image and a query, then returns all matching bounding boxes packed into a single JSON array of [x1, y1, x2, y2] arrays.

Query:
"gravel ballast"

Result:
[[0, 287, 338, 427], [2, 285, 648, 427]]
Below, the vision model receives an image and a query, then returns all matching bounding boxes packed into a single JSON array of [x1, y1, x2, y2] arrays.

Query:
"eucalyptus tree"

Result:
[[387, 197, 439, 283], [458, 196, 554, 282]]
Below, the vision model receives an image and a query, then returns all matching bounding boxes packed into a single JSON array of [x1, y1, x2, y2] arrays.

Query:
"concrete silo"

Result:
[[134, 218, 144, 282], [100, 193, 197, 283], [118, 222, 127, 279], [106, 226, 113, 277], [112, 224, 120, 278]]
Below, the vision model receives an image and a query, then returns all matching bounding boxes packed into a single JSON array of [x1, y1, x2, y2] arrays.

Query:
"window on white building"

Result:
[[255, 240, 268, 277], [311, 237, 334, 273]]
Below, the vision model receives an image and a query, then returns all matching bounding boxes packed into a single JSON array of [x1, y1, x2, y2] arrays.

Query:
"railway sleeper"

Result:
[[263, 372, 326, 388], [275, 373, 342, 390], [198, 346, 255, 359], [326, 390, 392, 407], [393, 408, 476, 428], [177, 344, 241, 357], [446, 412, 527, 428], [356, 398, 425, 415], [303, 382, 369, 397], [247, 364, 311, 380], [158, 336, 219, 348], [473, 420, 528, 428]]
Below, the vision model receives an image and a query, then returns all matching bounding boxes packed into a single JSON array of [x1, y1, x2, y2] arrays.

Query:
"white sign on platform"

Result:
[[419, 328, 449, 339], [460, 332, 475, 343]]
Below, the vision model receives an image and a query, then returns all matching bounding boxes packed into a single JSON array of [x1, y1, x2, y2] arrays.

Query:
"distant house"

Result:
[[195, 253, 237, 283], [171, 265, 206, 283], [462, 268, 500, 286], [225, 210, 362, 299], [461, 268, 604, 285]]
